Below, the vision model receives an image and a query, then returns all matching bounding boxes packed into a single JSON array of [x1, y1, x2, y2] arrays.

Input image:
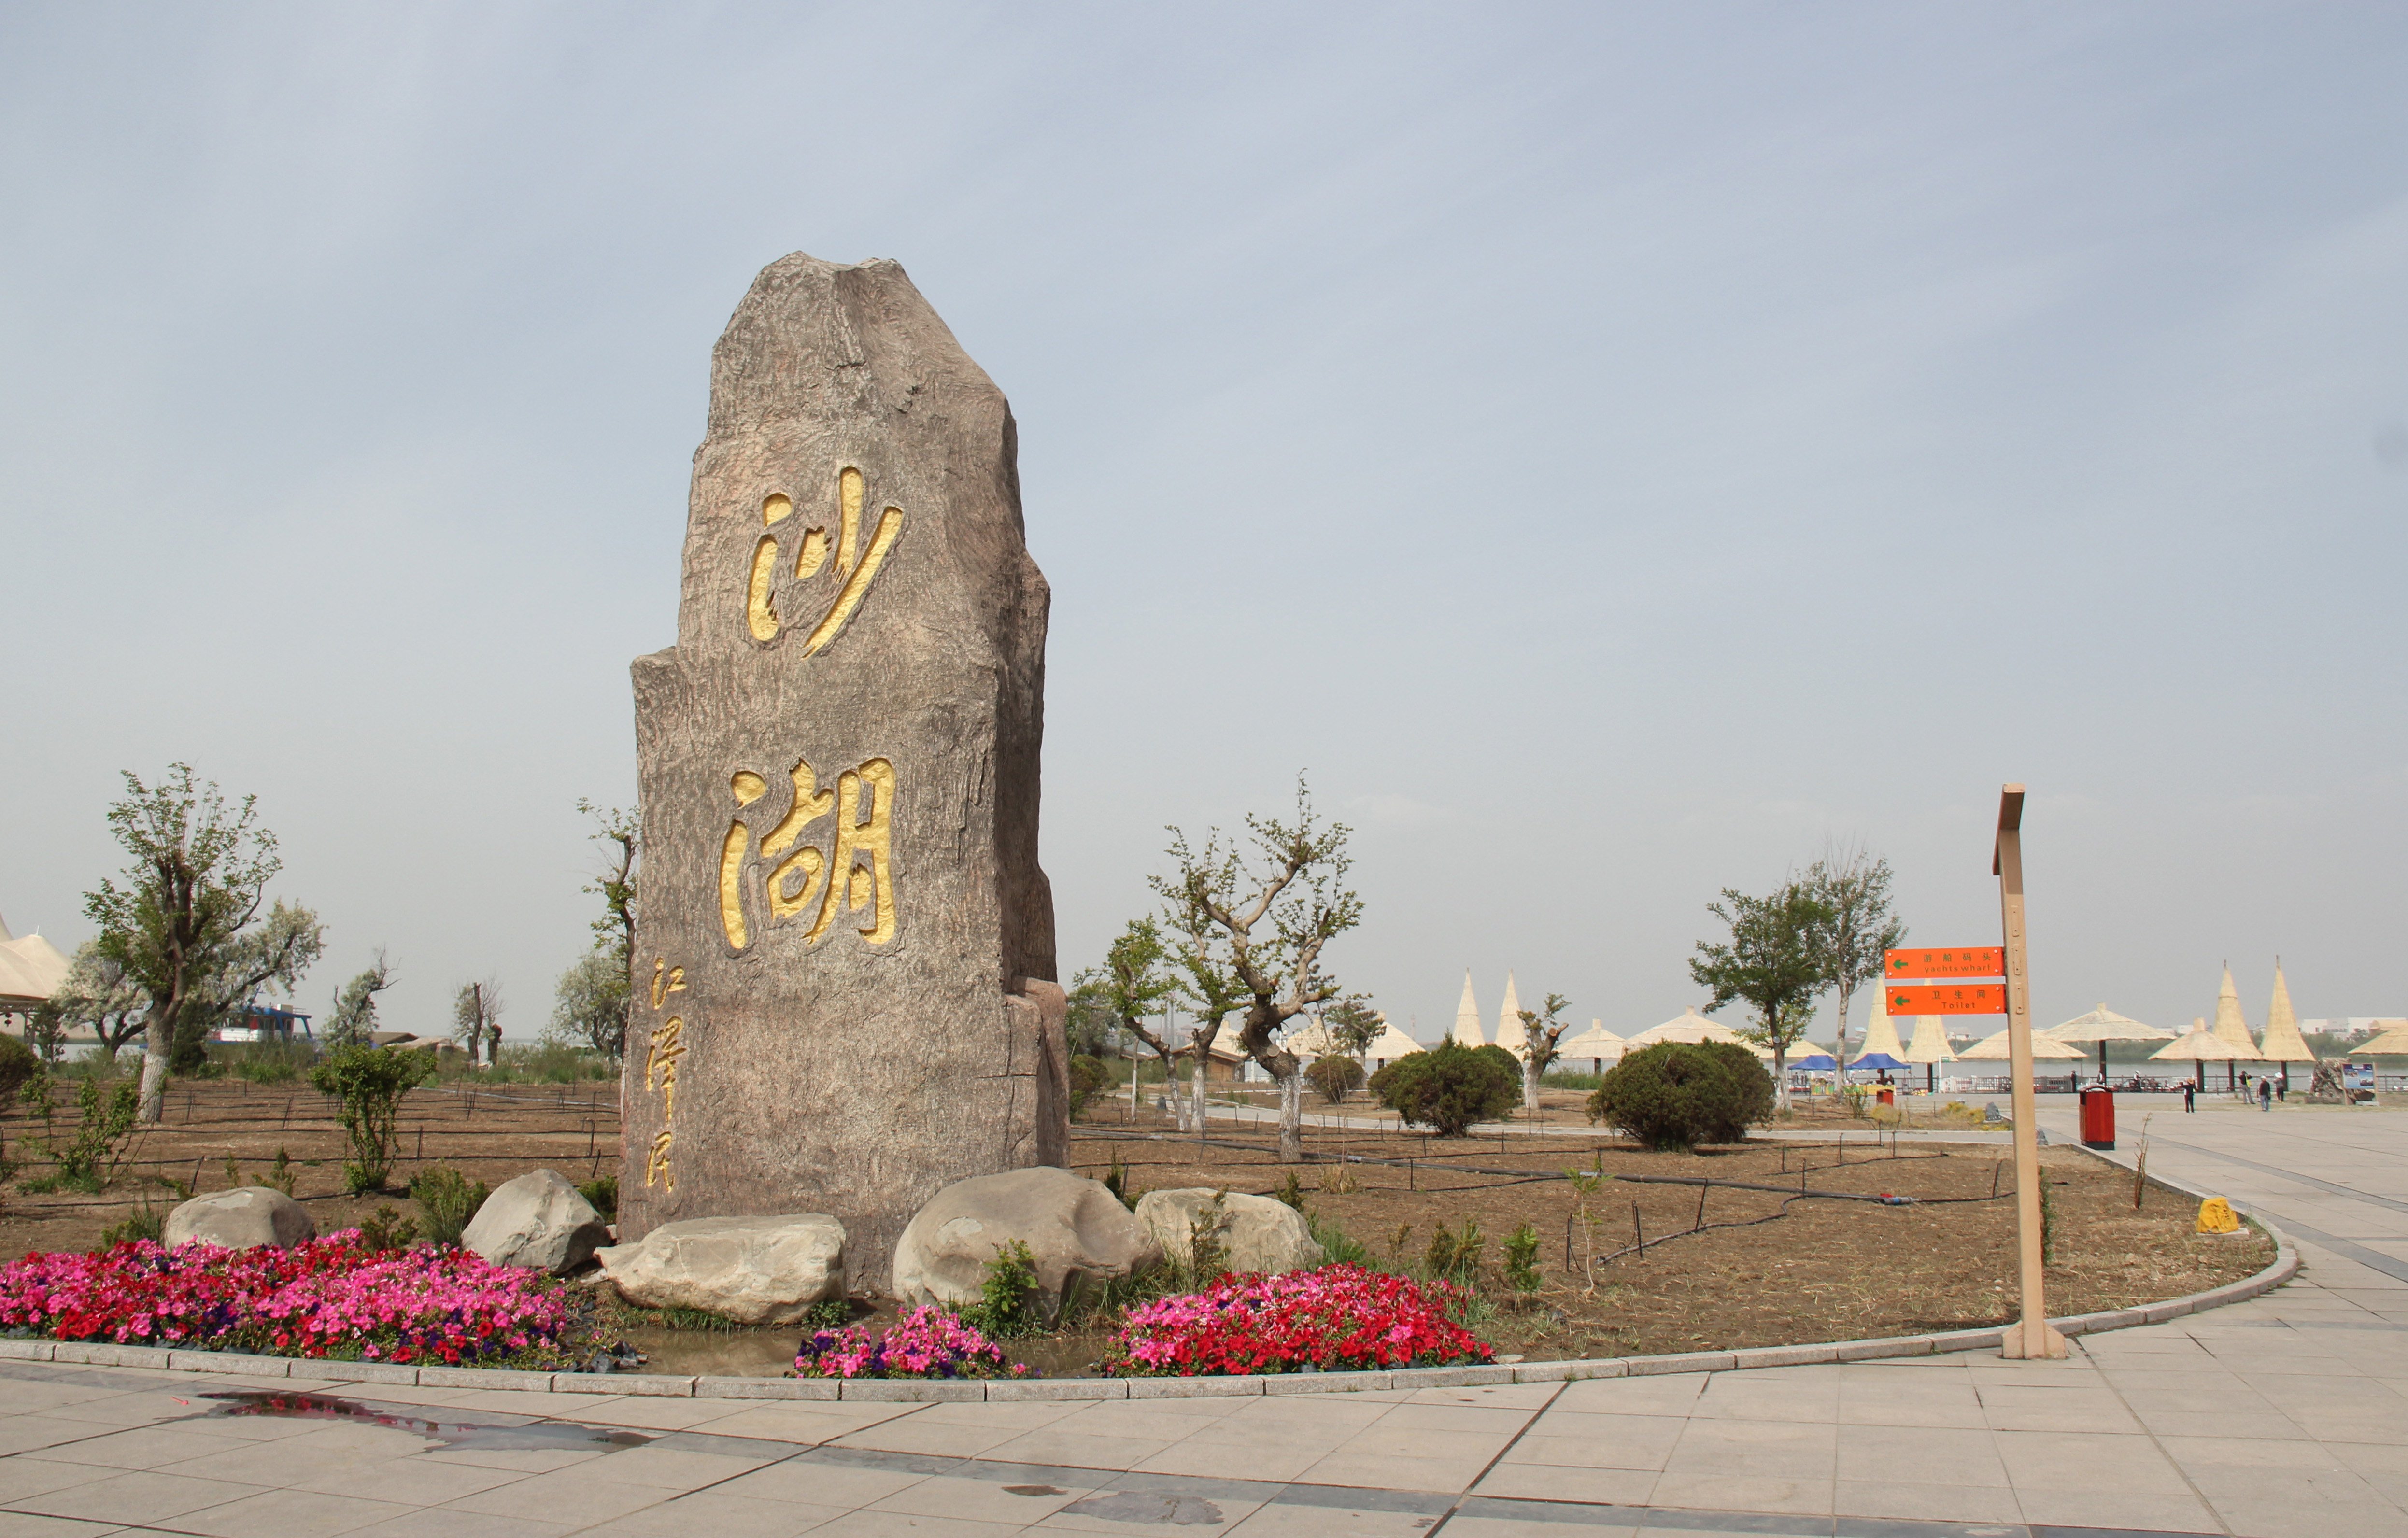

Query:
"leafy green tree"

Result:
[[451, 978, 503, 1066], [82, 764, 295, 1123], [1070, 919, 1186, 1125], [1513, 991, 1574, 1111], [1321, 998, 1386, 1054], [544, 952, 629, 1063], [1153, 778, 1363, 1163], [323, 951, 395, 1049], [1688, 879, 1830, 1105], [1804, 843, 1907, 1067], [310, 1044, 437, 1193], [40, 943, 150, 1062], [170, 900, 323, 1072]]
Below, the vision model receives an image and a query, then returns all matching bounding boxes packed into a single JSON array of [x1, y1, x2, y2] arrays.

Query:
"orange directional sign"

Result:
[[1885, 947, 2005, 980], [1887, 983, 2008, 1016]]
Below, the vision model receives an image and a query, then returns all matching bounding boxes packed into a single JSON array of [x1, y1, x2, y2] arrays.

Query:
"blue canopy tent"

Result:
[[1849, 1051, 1911, 1085], [1789, 1054, 1839, 1072]]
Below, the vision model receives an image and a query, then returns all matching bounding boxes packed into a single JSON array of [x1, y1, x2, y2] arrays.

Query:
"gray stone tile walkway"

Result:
[[6, 1099, 2406, 1535]]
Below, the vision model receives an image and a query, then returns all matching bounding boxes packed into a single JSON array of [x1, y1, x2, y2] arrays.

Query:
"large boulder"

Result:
[[1135, 1189, 1326, 1276], [892, 1167, 1160, 1308], [164, 1187, 315, 1251], [593, 1215, 845, 1325], [462, 1170, 610, 1275]]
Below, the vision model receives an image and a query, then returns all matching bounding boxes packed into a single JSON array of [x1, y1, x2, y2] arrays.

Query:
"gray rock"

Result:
[[462, 1169, 610, 1275], [893, 1167, 1160, 1310], [620, 251, 1062, 1289], [1135, 1189, 1326, 1276], [163, 1187, 315, 1251], [593, 1214, 846, 1326]]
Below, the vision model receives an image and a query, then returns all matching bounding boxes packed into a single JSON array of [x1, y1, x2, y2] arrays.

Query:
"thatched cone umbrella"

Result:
[[2152, 1016, 2261, 1095], [2209, 965, 2258, 1091], [2045, 1003, 2174, 1086], [1492, 973, 1526, 1059], [1858, 995, 1909, 1074], [1451, 972, 1485, 1048], [1961, 1027, 2087, 1064], [1901, 1016, 1955, 1093], [2356, 1021, 2408, 1056], [2258, 963, 2318, 1092]]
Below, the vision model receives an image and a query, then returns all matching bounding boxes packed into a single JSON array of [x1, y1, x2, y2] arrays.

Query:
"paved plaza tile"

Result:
[[7, 1101, 2408, 1534]]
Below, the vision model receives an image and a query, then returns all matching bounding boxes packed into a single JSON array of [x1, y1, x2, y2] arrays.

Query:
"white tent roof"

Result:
[[1283, 1017, 1344, 1056], [1451, 972, 1485, 1048], [1625, 1007, 1773, 1059], [2151, 1019, 2262, 1063], [1493, 973, 1526, 1059], [2045, 1003, 2173, 1044], [0, 931, 71, 1007], [1901, 1016, 1956, 1063], [1959, 1026, 2087, 1060], [1558, 1020, 1626, 1059], [1365, 1019, 1426, 1060]]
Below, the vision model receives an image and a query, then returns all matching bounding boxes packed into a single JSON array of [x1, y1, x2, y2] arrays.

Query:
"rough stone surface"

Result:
[[163, 1187, 315, 1251], [594, 1215, 846, 1326], [623, 252, 1060, 1289], [462, 1169, 610, 1275], [1134, 1188, 1327, 1276], [892, 1167, 1160, 1308]]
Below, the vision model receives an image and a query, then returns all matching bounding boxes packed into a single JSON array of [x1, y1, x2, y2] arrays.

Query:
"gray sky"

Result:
[[3, 4, 2404, 1047]]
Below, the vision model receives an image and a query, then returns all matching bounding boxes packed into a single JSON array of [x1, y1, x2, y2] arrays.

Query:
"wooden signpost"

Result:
[[1993, 784, 2064, 1360], [1875, 785, 2061, 1360]]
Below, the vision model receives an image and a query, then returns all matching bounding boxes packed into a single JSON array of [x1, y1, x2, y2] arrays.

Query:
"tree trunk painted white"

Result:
[[1522, 1053, 1543, 1113], [1276, 1059, 1304, 1163], [136, 1032, 170, 1124]]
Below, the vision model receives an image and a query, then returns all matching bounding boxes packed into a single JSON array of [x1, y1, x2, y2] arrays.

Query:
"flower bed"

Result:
[[1111, 1263, 1492, 1376], [0, 1234, 583, 1367], [794, 1305, 1029, 1379]]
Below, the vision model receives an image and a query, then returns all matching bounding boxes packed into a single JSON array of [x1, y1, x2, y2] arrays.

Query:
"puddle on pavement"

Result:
[[200, 1390, 654, 1452]]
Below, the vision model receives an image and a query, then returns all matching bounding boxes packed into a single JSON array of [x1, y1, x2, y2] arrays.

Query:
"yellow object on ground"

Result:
[[2196, 1197, 2242, 1234]]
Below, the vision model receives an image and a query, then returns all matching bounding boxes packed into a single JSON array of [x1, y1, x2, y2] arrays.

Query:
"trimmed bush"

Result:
[[1370, 1038, 1518, 1137], [1306, 1055, 1363, 1104], [1586, 1041, 1774, 1151], [0, 1035, 39, 1104], [1068, 1054, 1110, 1116]]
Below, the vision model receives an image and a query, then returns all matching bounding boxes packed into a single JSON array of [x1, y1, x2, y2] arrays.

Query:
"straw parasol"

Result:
[[2355, 1020, 2408, 1056], [2045, 1003, 2174, 1085], [1556, 1020, 1626, 1074], [1364, 1017, 1426, 1068], [1959, 1027, 2087, 1062], [2210, 965, 2257, 1057], [1857, 994, 1909, 1063], [2257, 963, 2318, 1087], [2152, 1016, 2261, 1093], [1492, 973, 1526, 1060], [1900, 1016, 1956, 1092], [1451, 972, 1485, 1048], [1624, 1007, 1774, 1059]]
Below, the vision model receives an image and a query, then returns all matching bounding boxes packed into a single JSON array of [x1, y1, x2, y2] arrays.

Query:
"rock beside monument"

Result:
[[164, 1187, 315, 1251], [1135, 1189, 1326, 1276], [594, 1215, 845, 1325], [892, 1167, 1160, 1308], [462, 1170, 610, 1275]]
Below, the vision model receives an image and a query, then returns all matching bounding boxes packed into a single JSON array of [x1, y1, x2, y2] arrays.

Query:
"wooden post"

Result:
[[1995, 783, 2067, 1360]]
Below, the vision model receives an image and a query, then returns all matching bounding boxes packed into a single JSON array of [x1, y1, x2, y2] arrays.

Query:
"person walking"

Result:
[[2259, 1077, 2273, 1112], [2275, 1075, 2287, 1103], [2183, 1078, 2196, 1112]]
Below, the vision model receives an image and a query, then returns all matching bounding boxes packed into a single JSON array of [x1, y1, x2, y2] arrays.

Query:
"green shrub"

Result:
[[1503, 1221, 1542, 1294], [97, 1197, 166, 1249], [357, 1205, 419, 1252], [19, 1075, 140, 1193], [1425, 1218, 1487, 1282], [0, 1035, 40, 1105], [1068, 1054, 1109, 1116], [309, 1046, 438, 1193], [579, 1174, 619, 1221], [962, 1239, 1043, 1336], [410, 1165, 490, 1248], [1472, 1044, 1521, 1084], [1371, 1039, 1518, 1137], [1306, 1055, 1364, 1104], [1586, 1042, 1774, 1151]]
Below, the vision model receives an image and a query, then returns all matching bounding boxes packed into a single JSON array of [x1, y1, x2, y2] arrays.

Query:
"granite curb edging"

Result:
[[0, 1151, 2296, 1404]]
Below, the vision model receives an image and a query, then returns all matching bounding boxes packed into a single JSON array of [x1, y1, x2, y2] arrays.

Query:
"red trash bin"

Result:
[[1876, 1088, 1895, 1106], [2080, 1086, 2115, 1150]]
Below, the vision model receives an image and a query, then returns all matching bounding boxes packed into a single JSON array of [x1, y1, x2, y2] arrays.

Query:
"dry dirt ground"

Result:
[[1066, 1106, 2275, 1362], [0, 1081, 2274, 1376], [0, 1077, 622, 1255]]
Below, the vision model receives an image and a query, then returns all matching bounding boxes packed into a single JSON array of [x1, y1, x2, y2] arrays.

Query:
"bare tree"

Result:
[[1805, 841, 1907, 1068], [452, 978, 504, 1067], [1152, 778, 1362, 1164], [1514, 991, 1573, 1111]]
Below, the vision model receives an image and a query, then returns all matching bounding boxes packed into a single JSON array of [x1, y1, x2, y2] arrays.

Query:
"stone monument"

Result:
[[623, 252, 1064, 1288]]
